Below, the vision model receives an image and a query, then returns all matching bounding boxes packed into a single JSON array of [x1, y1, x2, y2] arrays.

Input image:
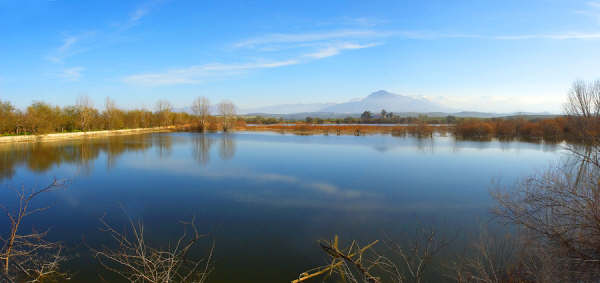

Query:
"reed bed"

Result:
[[242, 117, 593, 143], [243, 123, 451, 137]]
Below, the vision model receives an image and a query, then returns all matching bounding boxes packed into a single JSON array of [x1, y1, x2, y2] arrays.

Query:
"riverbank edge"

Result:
[[0, 126, 180, 144]]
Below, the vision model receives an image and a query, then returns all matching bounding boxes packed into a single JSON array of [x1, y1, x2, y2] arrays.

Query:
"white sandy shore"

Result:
[[0, 127, 178, 144]]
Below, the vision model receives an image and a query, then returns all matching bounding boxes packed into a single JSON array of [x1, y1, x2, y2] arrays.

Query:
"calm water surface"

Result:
[[0, 132, 565, 282]]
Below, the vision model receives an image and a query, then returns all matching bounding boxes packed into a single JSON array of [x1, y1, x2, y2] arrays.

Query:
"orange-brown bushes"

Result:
[[455, 117, 573, 142], [494, 119, 518, 138], [245, 123, 450, 137], [539, 119, 563, 140], [455, 120, 494, 138], [518, 122, 544, 140], [406, 123, 434, 137]]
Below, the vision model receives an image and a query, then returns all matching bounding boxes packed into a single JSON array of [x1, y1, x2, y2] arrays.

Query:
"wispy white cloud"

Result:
[[490, 32, 600, 40], [236, 28, 600, 52], [392, 30, 600, 40], [305, 42, 379, 59], [57, 36, 78, 53], [58, 67, 85, 81], [47, 0, 164, 64], [124, 3, 600, 88], [234, 29, 393, 48], [123, 60, 299, 86], [575, 1, 600, 24], [46, 32, 95, 63], [130, 7, 149, 23], [123, 39, 382, 86], [120, 0, 164, 30]]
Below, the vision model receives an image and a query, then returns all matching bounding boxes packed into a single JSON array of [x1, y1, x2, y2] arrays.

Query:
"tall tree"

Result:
[[218, 100, 236, 131], [564, 79, 600, 140], [191, 97, 211, 131], [360, 111, 372, 122], [155, 100, 173, 127], [104, 97, 124, 130], [25, 102, 60, 134], [0, 100, 16, 134], [76, 95, 94, 131]]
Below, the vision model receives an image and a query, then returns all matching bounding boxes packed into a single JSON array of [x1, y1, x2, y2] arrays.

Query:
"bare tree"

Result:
[[484, 80, 600, 281], [76, 95, 94, 131], [104, 97, 122, 130], [191, 97, 211, 131], [449, 226, 532, 283], [155, 100, 173, 127], [563, 79, 600, 141], [0, 180, 68, 282], [385, 228, 449, 283], [92, 214, 213, 283], [217, 100, 236, 132], [491, 156, 600, 280]]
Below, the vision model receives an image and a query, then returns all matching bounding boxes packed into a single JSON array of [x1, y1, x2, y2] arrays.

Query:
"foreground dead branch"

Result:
[[0, 179, 69, 282], [294, 230, 450, 283], [293, 235, 382, 283], [92, 214, 213, 283]]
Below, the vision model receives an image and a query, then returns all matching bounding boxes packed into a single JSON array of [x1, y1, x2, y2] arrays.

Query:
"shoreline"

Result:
[[0, 126, 179, 144]]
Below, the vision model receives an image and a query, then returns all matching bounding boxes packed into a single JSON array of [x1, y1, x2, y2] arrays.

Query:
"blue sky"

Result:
[[1, 0, 599, 113]]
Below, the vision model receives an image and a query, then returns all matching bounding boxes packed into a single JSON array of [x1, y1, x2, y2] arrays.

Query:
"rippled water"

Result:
[[0, 132, 565, 282]]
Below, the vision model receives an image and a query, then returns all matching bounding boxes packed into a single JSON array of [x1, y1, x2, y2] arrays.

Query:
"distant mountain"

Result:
[[240, 103, 335, 115], [242, 111, 559, 120], [239, 90, 452, 115], [182, 90, 559, 118], [320, 90, 453, 113], [245, 112, 360, 120]]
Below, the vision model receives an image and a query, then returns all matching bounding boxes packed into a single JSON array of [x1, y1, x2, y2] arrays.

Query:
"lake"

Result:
[[0, 131, 566, 282]]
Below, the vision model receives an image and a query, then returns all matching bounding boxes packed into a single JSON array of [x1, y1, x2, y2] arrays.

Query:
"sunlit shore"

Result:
[[0, 126, 181, 144]]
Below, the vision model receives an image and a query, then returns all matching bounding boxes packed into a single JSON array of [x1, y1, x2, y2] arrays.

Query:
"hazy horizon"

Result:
[[2, 1, 599, 113]]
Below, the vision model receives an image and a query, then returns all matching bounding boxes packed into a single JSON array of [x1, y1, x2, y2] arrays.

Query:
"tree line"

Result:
[[0, 96, 240, 135]]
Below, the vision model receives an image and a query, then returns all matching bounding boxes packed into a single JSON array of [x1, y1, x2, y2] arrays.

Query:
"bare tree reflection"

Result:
[[414, 136, 434, 153], [219, 133, 236, 160], [492, 143, 600, 280], [192, 134, 215, 166], [154, 133, 173, 158]]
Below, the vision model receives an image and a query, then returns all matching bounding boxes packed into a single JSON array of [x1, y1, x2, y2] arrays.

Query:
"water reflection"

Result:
[[414, 136, 435, 153], [219, 133, 236, 160], [0, 132, 567, 282], [192, 134, 215, 165], [0, 133, 241, 182], [0, 135, 158, 181], [154, 134, 173, 158]]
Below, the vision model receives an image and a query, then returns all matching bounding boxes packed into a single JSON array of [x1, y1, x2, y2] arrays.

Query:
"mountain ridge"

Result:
[[239, 90, 453, 114]]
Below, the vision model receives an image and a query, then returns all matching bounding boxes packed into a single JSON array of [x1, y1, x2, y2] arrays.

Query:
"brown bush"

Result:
[[494, 119, 518, 138], [518, 122, 543, 139], [455, 120, 494, 138]]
